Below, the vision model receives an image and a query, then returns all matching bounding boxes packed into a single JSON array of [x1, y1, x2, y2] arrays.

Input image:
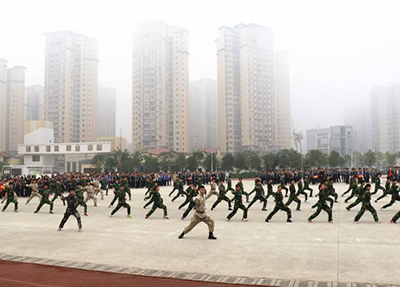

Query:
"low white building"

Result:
[[3, 128, 111, 177]]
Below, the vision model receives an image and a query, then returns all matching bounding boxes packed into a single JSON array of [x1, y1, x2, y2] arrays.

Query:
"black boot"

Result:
[[208, 232, 217, 240], [178, 232, 184, 239]]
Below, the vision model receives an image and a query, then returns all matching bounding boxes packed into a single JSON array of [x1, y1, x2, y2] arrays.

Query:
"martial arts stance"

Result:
[[308, 184, 333, 223], [265, 185, 292, 222], [354, 184, 380, 223], [178, 185, 217, 240], [109, 186, 131, 218], [226, 184, 248, 222], [58, 190, 82, 232]]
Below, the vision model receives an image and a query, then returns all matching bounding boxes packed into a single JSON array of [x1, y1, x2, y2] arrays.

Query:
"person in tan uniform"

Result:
[[208, 178, 219, 197], [84, 184, 97, 207], [26, 180, 42, 204], [93, 178, 104, 200], [178, 185, 217, 240]]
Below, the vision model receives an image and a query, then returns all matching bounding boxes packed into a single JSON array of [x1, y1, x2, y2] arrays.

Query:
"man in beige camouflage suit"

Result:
[[26, 180, 42, 204], [209, 178, 219, 197], [84, 184, 97, 207], [93, 178, 104, 200], [178, 185, 217, 240]]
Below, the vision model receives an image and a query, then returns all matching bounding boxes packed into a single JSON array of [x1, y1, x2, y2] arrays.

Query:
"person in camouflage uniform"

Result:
[[346, 181, 366, 211], [236, 178, 249, 202], [354, 184, 380, 223], [179, 183, 193, 210], [211, 180, 232, 211], [171, 179, 185, 202], [34, 184, 54, 214], [1, 182, 18, 213], [371, 174, 385, 196], [296, 178, 308, 202], [181, 185, 199, 220], [145, 185, 168, 219], [109, 186, 131, 218], [266, 180, 275, 200], [122, 177, 131, 201], [381, 179, 399, 210], [247, 179, 267, 211], [265, 185, 292, 222], [109, 180, 121, 208], [285, 179, 301, 211], [226, 184, 248, 221], [51, 180, 65, 206], [308, 184, 333, 223], [226, 176, 234, 192], [342, 175, 356, 198], [75, 184, 88, 216], [280, 175, 289, 197], [344, 178, 361, 204], [26, 180, 42, 204], [375, 178, 392, 202], [58, 190, 82, 232], [145, 177, 155, 196], [178, 185, 217, 240], [327, 178, 338, 203], [303, 175, 313, 197], [169, 176, 180, 197], [143, 182, 158, 209]]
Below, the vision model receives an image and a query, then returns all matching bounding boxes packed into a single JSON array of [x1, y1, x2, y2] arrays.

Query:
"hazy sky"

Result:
[[2, 0, 400, 143]]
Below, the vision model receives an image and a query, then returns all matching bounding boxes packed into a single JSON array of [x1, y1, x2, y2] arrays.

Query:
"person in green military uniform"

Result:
[[109, 180, 121, 208], [169, 176, 180, 197], [122, 177, 131, 201], [303, 175, 313, 197], [308, 184, 333, 223], [265, 185, 292, 222], [145, 176, 155, 196], [285, 179, 301, 211], [266, 180, 275, 200], [226, 184, 248, 222], [179, 183, 193, 210], [171, 178, 185, 202], [1, 182, 18, 213], [109, 186, 131, 218], [237, 178, 250, 203], [143, 182, 159, 209], [34, 184, 54, 214], [371, 174, 385, 196], [75, 184, 88, 216], [280, 175, 289, 197], [390, 209, 400, 224], [375, 178, 392, 202], [145, 185, 168, 219], [211, 180, 232, 211], [346, 181, 366, 211], [226, 176, 234, 192], [51, 180, 65, 206], [181, 184, 199, 220], [296, 178, 308, 202], [342, 175, 356, 197], [380, 179, 399, 210], [247, 179, 267, 211], [354, 184, 380, 223], [344, 177, 359, 203], [327, 178, 338, 203]]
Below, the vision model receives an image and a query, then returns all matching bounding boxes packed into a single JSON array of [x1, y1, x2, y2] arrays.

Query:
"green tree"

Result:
[[248, 152, 262, 170], [143, 155, 159, 172], [328, 151, 344, 167], [354, 152, 366, 167], [173, 153, 187, 171], [91, 154, 106, 171], [305, 150, 328, 168], [364, 150, 376, 167], [385, 152, 397, 166], [221, 153, 235, 171], [234, 152, 248, 170], [203, 153, 220, 171], [158, 151, 177, 171], [104, 157, 117, 172], [263, 152, 278, 170]]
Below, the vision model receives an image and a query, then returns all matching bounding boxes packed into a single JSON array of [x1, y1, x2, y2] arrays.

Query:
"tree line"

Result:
[[91, 149, 399, 173]]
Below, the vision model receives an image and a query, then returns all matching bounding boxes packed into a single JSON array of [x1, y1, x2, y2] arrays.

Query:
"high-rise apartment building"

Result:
[[370, 84, 400, 153], [274, 51, 292, 150], [25, 85, 45, 122], [189, 78, 217, 151], [344, 104, 371, 153], [132, 22, 189, 152], [97, 85, 116, 137], [6, 66, 26, 152], [0, 58, 7, 152], [217, 23, 277, 153], [44, 31, 98, 143]]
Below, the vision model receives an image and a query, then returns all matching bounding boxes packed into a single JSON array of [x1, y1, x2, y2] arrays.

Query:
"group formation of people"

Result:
[[1, 168, 399, 240]]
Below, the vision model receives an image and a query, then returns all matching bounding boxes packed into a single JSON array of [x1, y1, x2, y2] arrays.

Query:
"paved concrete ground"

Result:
[[0, 181, 399, 284]]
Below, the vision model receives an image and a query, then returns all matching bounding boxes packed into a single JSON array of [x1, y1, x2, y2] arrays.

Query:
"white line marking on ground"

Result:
[[0, 278, 58, 287]]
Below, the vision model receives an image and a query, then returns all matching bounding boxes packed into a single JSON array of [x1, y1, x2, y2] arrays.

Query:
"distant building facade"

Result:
[[97, 85, 116, 137], [370, 84, 400, 153], [344, 104, 371, 153], [306, 125, 355, 156], [132, 22, 189, 152], [189, 78, 217, 151], [97, 136, 127, 151], [25, 85, 44, 122], [44, 31, 98, 143]]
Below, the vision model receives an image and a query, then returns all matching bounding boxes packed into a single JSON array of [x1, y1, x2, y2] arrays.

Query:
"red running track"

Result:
[[0, 260, 259, 287]]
